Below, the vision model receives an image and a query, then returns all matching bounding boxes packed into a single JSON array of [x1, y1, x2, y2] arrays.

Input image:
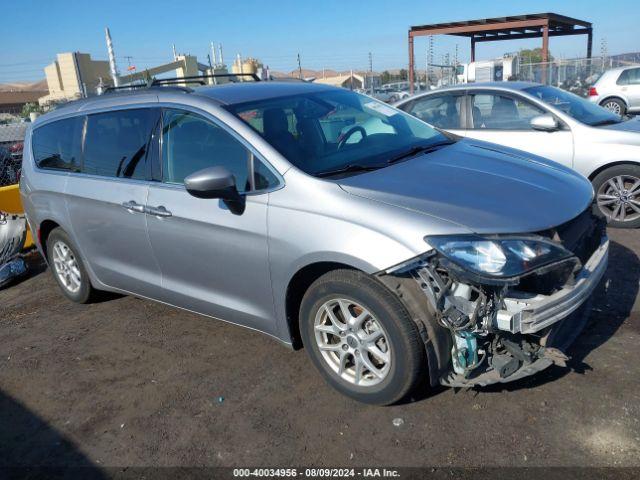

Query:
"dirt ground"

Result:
[[1, 228, 639, 470]]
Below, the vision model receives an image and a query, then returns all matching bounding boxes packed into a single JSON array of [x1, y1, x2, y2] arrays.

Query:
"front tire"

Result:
[[46, 228, 98, 303], [592, 164, 640, 228], [299, 269, 426, 405]]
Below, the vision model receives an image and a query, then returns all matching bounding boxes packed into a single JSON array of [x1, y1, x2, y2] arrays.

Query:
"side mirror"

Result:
[[184, 166, 245, 214], [530, 114, 559, 132]]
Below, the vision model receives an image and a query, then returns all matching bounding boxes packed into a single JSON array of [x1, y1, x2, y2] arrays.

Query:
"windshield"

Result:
[[523, 85, 622, 126], [225, 89, 449, 177]]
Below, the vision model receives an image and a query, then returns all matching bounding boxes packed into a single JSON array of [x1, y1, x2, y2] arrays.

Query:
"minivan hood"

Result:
[[338, 140, 594, 234]]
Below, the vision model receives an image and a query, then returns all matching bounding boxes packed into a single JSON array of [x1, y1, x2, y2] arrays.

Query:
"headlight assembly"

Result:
[[425, 235, 573, 279]]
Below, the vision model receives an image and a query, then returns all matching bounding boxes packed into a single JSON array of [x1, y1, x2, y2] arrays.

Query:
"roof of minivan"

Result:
[[48, 81, 336, 116], [192, 81, 336, 105]]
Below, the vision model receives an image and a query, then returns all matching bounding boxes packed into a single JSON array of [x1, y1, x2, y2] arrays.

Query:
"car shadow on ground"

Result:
[[408, 239, 639, 400], [0, 249, 47, 291], [1, 250, 121, 303], [0, 389, 106, 476]]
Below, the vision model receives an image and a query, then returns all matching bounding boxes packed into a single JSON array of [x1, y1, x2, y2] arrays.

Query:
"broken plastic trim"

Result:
[[386, 239, 605, 386]]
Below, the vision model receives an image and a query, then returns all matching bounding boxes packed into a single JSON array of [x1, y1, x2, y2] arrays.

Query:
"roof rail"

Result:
[[103, 83, 149, 93], [151, 73, 261, 86], [102, 84, 194, 95], [101, 72, 261, 95], [268, 76, 308, 82]]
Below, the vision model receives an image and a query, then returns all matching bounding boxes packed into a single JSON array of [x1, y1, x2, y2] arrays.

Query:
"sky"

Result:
[[1, 0, 639, 83]]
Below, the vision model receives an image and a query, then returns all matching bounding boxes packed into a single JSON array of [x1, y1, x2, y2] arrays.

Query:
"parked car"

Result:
[[366, 87, 404, 104], [21, 81, 607, 404], [588, 66, 640, 116], [394, 81, 640, 228]]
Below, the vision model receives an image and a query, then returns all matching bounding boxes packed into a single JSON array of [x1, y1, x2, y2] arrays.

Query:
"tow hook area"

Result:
[[391, 252, 578, 387]]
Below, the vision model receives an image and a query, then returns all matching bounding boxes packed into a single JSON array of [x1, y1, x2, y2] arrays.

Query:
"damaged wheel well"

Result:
[[285, 262, 355, 350], [38, 219, 60, 260]]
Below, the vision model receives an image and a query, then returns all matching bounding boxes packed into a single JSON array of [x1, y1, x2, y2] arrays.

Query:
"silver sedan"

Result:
[[395, 82, 640, 228]]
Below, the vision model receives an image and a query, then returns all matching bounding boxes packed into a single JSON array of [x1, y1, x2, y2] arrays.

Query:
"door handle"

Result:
[[146, 205, 172, 217], [122, 200, 145, 213]]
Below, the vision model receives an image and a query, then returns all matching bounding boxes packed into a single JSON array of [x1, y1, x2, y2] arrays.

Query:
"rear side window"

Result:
[[83, 108, 158, 180], [32, 117, 83, 171], [407, 95, 463, 129], [617, 68, 640, 86]]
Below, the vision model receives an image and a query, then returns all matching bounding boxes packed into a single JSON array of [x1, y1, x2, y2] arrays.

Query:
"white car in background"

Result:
[[394, 82, 640, 228], [588, 66, 640, 116]]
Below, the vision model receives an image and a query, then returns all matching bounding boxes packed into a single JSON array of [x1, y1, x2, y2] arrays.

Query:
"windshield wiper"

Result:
[[386, 140, 455, 165], [315, 163, 385, 178], [315, 140, 456, 178]]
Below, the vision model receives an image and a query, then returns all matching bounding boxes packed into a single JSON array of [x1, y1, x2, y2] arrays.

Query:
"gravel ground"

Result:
[[0, 228, 639, 469]]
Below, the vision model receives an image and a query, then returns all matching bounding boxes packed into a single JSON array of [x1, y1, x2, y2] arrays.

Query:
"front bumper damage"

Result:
[[381, 209, 608, 388]]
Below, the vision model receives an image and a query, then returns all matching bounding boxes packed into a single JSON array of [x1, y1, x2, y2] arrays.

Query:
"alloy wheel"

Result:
[[602, 100, 621, 115], [52, 240, 82, 293], [596, 174, 640, 223], [313, 298, 391, 387]]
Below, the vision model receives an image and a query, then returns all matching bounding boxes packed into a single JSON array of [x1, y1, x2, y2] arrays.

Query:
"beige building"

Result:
[[39, 53, 111, 106], [315, 73, 365, 89]]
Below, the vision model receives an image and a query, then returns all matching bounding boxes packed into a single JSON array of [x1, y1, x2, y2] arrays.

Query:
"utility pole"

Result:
[[600, 38, 608, 70], [297, 53, 303, 79], [454, 44, 459, 84], [427, 35, 434, 90], [368, 52, 373, 93]]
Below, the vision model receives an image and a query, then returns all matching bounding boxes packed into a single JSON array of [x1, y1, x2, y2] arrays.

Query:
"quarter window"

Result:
[[32, 117, 84, 171], [161, 109, 277, 191], [83, 108, 157, 179], [407, 95, 463, 129], [471, 94, 544, 130], [617, 68, 640, 86]]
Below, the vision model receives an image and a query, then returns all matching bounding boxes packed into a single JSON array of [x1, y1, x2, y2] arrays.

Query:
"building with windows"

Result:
[[39, 53, 111, 106]]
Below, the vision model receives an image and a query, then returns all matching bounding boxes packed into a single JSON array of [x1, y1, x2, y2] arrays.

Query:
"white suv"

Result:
[[589, 66, 640, 116]]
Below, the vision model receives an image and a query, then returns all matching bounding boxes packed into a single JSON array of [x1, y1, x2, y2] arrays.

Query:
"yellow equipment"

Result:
[[0, 184, 34, 248]]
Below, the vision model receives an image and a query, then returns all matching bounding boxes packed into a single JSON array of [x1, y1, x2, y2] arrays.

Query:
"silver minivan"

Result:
[[21, 81, 608, 404]]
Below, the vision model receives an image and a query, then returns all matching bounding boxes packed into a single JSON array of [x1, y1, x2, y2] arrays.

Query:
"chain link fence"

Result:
[[0, 121, 27, 187], [0, 120, 28, 286], [518, 56, 637, 97]]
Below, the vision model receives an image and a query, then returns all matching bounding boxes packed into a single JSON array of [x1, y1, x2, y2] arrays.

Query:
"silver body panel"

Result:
[[21, 82, 597, 346], [395, 82, 640, 180]]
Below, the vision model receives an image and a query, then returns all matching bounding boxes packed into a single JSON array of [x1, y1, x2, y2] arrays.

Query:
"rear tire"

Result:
[[299, 269, 426, 405], [592, 164, 640, 228], [600, 97, 626, 116], [46, 228, 98, 303]]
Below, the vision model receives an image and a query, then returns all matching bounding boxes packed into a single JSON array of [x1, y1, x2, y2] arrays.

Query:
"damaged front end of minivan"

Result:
[[379, 207, 608, 387]]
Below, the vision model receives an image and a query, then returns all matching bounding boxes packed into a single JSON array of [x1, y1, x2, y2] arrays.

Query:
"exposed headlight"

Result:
[[426, 235, 573, 278]]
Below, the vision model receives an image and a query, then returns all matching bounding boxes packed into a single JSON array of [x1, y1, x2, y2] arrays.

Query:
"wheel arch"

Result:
[[38, 219, 61, 261], [598, 95, 629, 109], [588, 160, 640, 182], [284, 261, 357, 349]]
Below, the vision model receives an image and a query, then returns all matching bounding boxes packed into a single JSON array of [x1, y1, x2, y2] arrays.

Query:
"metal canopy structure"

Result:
[[408, 12, 593, 93]]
